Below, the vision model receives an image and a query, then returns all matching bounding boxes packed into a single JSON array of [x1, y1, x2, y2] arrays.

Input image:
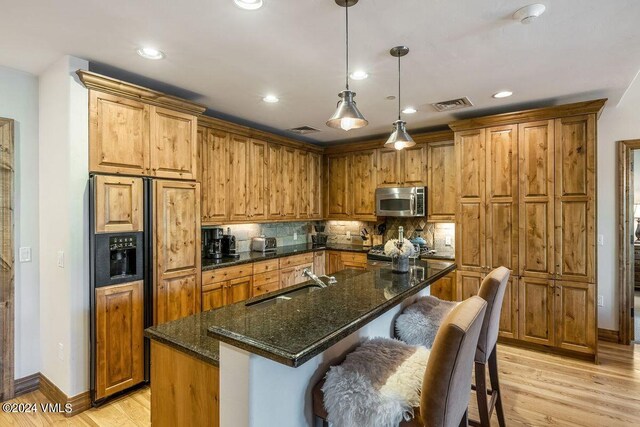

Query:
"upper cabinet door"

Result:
[[281, 146, 298, 219], [199, 128, 229, 224], [149, 106, 198, 180], [89, 91, 150, 175], [94, 175, 143, 233], [325, 154, 351, 219], [154, 180, 201, 324], [351, 150, 377, 220], [248, 139, 268, 221], [485, 125, 518, 272], [267, 144, 283, 219], [427, 141, 456, 221], [228, 135, 249, 221], [309, 152, 323, 219], [297, 150, 311, 219], [518, 120, 555, 279], [554, 115, 596, 283], [377, 149, 402, 187], [401, 145, 427, 186], [455, 129, 486, 273]]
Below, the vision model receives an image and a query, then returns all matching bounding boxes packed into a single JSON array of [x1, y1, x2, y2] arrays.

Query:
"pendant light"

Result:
[[326, 0, 368, 131], [385, 46, 415, 150]]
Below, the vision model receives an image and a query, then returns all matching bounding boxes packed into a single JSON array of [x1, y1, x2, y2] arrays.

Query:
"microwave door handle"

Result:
[[410, 194, 415, 215]]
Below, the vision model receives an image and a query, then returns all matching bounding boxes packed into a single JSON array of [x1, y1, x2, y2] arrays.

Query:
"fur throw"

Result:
[[395, 297, 459, 348], [322, 338, 430, 427]]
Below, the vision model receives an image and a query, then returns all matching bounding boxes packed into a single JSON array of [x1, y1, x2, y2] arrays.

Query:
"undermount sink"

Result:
[[245, 283, 324, 307]]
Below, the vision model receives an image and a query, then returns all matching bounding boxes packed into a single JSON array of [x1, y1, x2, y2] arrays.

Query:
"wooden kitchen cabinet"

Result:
[[199, 127, 229, 224], [401, 145, 427, 186], [268, 144, 298, 220], [351, 150, 377, 220], [247, 139, 268, 221], [154, 180, 201, 324], [94, 175, 143, 233], [377, 149, 402, 187], [325, 154, 351, 219], [280, 263, 314, 289], [427, 140, 456, 221], [430, 271, 456, 301], [498, 277, 519, 340], [202, 282, 226, 311], [227, 276, 252, 304], [518, 277, 555, 346], [313, 251, 326, 276], [149, 106, 198, 180], [309, 152, 323, 219], [326, 251, 342, 275], [554, 280, 596, 354], [95, 280, 144, 400], [88, 91, 150, 176], [325, 251, 367, 274], [228, 135, 249, 221], [297, 150, 311, 218], [202, 265, 253, 310]]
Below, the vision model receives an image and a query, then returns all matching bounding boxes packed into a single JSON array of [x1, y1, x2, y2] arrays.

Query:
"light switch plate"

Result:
[[57, 251, 64, 268], [597, 234, 604, 246], [445, 236, 452, 246], [19, 247, 31, 262], [293, 232, 298, 241], [597, 295, 604, 307], [346, 231, 351, 239]]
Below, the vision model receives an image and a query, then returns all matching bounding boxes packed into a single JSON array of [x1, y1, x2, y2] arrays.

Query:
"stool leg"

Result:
[[488, 347, 506, 427], [475, 361, 491, 427], [459, 409, 469, 427]]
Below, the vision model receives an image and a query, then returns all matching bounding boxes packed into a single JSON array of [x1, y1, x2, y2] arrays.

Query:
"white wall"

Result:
[[597, 72, 640, 330], [38, 56, 89, 396], [0, 65, 40, 379]]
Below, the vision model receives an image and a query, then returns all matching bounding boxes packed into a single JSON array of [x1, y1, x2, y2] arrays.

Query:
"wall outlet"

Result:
[[57, 250, 64, 268], [597, 295, 604, 307], [597, 234, 604, 246], [445, 236, 452, 246], [293, 232, 298, 241], [19, 247, 32, 262], [57, 343, 64, 361], [346, 231, 351, 239]]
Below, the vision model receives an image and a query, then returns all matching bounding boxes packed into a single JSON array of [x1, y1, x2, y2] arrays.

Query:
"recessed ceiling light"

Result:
[[263, 95, 279, 103], [493, 91, 513, 99], [402, 107, 417, 114], [136, 47, 165, 60], [513, 4, 546, 24], [349, 70, 369, 80], [234, 0, 263, 10]]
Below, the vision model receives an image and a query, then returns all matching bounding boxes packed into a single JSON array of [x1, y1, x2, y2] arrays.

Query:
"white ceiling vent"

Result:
[[430, 97, 474, 112], [288, 126, 321, 135]]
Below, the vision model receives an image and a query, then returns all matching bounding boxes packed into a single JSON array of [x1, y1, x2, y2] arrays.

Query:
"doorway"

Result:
[[0, 118, 14, 400], [618, 139, 640, 344]]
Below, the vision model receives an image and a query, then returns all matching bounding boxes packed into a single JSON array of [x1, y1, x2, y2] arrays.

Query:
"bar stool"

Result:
[[395, 267, 510, 427], [312, 296, 487, 427]]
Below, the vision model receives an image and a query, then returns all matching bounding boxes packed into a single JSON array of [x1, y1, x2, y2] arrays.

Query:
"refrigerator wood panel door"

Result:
[[94, 175, 144, 233], [154, 180, 201, 324]]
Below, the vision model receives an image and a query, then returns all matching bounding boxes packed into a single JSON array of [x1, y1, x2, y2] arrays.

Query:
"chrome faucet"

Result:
[[302, 268, 336, 288]]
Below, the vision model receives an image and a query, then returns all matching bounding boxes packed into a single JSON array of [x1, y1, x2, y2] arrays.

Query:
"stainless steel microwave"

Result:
[[375, 187, 426, 217]]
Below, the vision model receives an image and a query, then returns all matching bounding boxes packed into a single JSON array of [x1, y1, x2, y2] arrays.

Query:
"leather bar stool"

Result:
[[395, 267, 510, 427], [312, 296, 487, 427]]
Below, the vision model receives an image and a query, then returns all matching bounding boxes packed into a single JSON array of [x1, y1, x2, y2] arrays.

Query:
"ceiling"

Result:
[[1, 0, 639, 144]]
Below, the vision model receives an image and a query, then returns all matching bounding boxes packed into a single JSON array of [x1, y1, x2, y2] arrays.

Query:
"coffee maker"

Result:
[[222, 233, 239, 258], [202, 227, 224, 260]]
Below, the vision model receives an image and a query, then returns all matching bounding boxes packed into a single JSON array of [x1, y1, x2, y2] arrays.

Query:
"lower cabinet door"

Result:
[[498, 277, 519, 339], [313, 251, 326, 276], [456, 270, 483, 301], [518, 277, 555, 346], [325, 251, 342, 275], [554, 280, 596, 354], [156, 274, 200, 324], [95, 281, 144, 400], [202, 282, 227, 311], [430, 272, 456, 301], [280, 266, 298, 289], [228, 276, 252, 304]]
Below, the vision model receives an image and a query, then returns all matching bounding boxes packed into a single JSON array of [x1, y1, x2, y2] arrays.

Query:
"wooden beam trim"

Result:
[[323, 129, 454, 154], [448, 99, 607, 131], [38, 373, 91, 417], [76, 70, 207, 115], [598, 328, 621, 344], [13, 373, 40, 398]]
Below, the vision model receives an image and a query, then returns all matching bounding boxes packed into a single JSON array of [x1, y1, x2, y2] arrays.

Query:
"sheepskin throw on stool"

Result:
[[395, 297, 458, 348], [322, 338, 430, 427]]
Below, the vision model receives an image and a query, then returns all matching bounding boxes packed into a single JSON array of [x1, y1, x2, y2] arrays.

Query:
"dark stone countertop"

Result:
[[206, 259, 456, 367], [201, 243, 370, 271], [421, 252, 455, 261]]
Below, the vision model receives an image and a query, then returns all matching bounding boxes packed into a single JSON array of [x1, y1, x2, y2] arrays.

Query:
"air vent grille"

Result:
[[431, 97, 474, 112], [288, 126, 321, 135]]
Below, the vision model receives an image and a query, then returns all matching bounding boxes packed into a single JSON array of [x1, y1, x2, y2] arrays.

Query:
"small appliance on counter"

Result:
[[202, 227, 224, 260], [311, 233, 328, 246], [251, 236, 277, 253], [222, 229, 239, 258]]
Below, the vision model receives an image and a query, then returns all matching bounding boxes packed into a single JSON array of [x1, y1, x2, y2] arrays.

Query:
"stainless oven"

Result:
[[375, 187, 426, 217]]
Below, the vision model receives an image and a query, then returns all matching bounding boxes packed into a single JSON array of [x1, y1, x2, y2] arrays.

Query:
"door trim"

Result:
[[0, 118, 14, 400], [617, 139, 640, 344]]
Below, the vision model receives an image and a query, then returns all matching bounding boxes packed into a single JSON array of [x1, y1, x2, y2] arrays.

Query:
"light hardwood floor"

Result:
[[2, 342, 640, 426]]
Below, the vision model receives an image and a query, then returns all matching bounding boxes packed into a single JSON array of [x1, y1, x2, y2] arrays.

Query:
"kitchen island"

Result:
[[146, 258, 455, 427]]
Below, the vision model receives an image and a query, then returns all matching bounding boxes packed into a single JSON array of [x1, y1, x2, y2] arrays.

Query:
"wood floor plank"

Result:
[[2, 341, 640, 426]]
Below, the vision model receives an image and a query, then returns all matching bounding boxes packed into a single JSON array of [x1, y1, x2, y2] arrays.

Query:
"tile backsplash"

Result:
[[205, 222, 314, 253], [382, 218, 455, 256]]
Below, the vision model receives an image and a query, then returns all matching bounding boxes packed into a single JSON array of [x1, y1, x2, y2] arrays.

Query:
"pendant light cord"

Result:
[[397, 55, 401, 120], [345, 3, 349, 91]]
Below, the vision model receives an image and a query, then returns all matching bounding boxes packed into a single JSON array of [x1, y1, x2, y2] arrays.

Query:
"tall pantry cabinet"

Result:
[[450, 99, 605, 359]]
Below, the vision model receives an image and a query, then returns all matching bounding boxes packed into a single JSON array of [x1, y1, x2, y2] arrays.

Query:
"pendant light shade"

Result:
[[384, 46, 415, 150], [327, 0, 368, 131], [326, 90, 368, 131]]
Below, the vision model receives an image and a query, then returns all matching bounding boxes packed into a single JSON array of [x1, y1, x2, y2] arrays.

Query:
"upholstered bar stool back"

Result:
[[475, 266, 510, 363]]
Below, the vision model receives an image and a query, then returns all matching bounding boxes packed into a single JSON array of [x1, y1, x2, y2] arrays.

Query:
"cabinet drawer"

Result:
[[253, 271, 280, 287], [340, 252, 367, 264], [253, 259, 280, 274], [203, 264, 253, 284], [253, 281, 280, 297], [279, 253, 314, 269]]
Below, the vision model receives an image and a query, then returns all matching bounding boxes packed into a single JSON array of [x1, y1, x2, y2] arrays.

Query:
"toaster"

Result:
[[251, 236, 277, 252]]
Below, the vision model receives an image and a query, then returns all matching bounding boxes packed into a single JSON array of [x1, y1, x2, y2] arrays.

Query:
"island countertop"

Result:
[[206, 259, 456, 367]]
